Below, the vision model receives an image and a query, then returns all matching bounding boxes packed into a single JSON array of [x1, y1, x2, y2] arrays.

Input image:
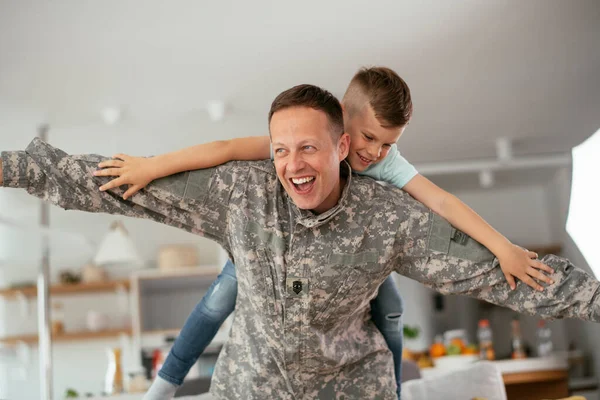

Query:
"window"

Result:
[[566, 128, 600, 275]]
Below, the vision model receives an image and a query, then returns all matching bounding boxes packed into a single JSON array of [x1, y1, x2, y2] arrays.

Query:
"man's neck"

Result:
[[310, 162, 351, 215]]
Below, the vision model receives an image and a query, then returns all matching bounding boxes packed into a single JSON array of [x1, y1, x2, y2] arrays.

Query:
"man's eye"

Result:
[[303, 145, 315, 151], [275, 148, 285, 154]]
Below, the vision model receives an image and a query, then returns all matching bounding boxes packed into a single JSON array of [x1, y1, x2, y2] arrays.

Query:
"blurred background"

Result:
[[0, 1, 599, 399]]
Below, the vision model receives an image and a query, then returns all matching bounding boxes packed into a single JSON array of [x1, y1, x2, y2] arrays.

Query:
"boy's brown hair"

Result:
[[268, 84, 344, 140], [343, 66, 413, 128]]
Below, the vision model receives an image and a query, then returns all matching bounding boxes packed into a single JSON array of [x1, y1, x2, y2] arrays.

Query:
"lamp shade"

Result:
[[566, 129, 600, 274], [93, 221, 142, 267]]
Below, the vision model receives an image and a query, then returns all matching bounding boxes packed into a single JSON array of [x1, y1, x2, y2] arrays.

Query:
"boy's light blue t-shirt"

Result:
[[270, 143, 418, 189], [358, 144, 418, 189]]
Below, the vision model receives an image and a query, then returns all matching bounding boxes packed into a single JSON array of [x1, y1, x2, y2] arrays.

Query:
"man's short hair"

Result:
[[268, 84, 344, 140], [343, 66, 413, 128]]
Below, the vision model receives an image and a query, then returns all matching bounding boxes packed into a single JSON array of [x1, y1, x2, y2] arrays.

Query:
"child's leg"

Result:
[[158, 259, 238, 386], [370, 274, 404, 398]]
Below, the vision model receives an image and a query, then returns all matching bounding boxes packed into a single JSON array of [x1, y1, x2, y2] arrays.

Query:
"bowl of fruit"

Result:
[[429, 331, 480, 370]]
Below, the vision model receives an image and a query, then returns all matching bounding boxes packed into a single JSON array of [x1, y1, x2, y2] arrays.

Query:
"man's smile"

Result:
[[290, 175, 316, 193]]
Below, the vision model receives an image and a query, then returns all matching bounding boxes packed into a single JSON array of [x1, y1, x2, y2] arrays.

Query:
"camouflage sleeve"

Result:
[[393, 210, 600, 323], [1, 138, 239, 251]]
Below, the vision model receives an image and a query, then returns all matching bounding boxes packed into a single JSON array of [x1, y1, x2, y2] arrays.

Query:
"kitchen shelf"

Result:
[[0, 279, 130, 299], [0, 328, 132, 346]]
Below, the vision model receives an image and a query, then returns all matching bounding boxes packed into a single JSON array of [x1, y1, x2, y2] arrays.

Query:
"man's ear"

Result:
[[338, 133, 351, 160]]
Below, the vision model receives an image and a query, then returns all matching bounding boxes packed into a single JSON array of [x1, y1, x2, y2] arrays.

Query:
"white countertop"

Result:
[[493, 355, 568, 374], [421, 355, 568, 379]]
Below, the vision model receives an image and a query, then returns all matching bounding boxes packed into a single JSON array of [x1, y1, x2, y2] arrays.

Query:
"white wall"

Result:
[[452, 185, 554, 246]]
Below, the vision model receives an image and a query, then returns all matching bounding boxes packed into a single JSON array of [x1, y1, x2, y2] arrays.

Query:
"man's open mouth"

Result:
[[290, 176, 315, 193]]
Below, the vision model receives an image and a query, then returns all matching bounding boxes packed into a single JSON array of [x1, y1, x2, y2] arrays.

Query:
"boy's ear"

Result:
[[338, 133, 351, 160]]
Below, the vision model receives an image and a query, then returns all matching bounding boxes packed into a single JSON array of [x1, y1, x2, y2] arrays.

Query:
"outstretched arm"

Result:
[[394, 206, 600, 323], [403, 174, 553, 291], [95, 136, 270, 199], [1, 138, 243, 252]]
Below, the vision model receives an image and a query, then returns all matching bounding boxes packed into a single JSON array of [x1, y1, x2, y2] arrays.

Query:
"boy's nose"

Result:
[[367, 145, 381, 159]]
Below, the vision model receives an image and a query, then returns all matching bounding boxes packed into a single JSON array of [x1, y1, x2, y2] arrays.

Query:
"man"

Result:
[[2, 85, 599, 399]]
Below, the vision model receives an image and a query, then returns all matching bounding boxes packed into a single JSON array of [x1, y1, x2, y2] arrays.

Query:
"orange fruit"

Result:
[[429, 342, 446, 358]]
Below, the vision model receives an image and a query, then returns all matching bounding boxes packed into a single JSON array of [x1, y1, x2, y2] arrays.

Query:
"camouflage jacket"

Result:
[[3, 138, 600, 399]]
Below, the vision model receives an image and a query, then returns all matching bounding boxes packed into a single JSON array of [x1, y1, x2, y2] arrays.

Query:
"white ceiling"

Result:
[[0, 0, 599, 189]]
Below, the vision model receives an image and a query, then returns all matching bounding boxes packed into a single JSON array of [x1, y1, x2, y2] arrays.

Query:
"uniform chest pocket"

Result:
[[246, 247, 279, 316], [428, 213, 494, 263], [312, 251, 383, 330]]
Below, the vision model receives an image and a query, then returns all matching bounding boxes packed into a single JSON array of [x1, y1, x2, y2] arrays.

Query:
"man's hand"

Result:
[[498, 244, 554, 291], [94, 154, 158, 200]]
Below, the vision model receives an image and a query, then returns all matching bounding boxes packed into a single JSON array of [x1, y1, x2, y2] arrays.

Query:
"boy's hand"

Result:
[[94, 154, 158, 200], [498, 244, 554, 291]]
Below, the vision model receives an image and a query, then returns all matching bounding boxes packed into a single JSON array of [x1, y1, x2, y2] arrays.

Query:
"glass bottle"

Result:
[[510, 318, 526, 359], [477, 319, 495, 361], [536, 320, 553, 357]]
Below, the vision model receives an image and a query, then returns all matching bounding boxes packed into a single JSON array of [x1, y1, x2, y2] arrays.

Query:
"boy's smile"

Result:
[[356, 153, 375, 168]]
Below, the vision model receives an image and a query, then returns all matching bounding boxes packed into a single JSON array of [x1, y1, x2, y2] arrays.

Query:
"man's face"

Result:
[[270, 106, 350, 214], [343, 104, 405, 172]]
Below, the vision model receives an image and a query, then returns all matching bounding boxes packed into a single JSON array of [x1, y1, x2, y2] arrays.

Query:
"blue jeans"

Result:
[[158, 260, 238, 386], [370, 275, 404, 398], [159, 260, 404, 397]]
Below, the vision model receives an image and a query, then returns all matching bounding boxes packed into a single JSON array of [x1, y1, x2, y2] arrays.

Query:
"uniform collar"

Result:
[[288, 161, 352, 228]]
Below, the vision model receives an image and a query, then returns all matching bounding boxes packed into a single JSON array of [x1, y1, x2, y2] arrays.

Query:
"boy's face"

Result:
[[270, 106, 350, 214], [343, 104, 406, 172]]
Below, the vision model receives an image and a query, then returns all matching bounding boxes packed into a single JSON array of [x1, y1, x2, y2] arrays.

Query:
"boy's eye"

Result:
[[364, 134, 373, 141], [383, 144, 392, 148]]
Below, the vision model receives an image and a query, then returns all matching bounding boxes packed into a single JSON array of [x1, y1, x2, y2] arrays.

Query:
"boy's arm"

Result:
[[151, 135, 271, 174], [1, 138, 241, 253], [95, 136, 270, 199], [402, 174, 554, 290]]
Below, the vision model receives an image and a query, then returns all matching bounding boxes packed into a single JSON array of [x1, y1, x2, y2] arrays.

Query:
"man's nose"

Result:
[[287, 152, 306, 172]]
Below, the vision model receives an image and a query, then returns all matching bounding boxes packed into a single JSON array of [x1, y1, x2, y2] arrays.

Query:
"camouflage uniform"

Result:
[[3, 138, 600, 400]]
